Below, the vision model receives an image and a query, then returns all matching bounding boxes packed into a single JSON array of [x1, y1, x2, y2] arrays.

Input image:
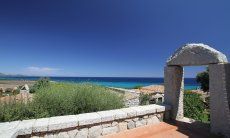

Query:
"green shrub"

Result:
[[196, 68, 209, 92], [184, 91, 209, 123], [139, 93, 150, 105], [0, 83, 124, 122], [0, 102, 49, 122], [30, 77, 50, 93]]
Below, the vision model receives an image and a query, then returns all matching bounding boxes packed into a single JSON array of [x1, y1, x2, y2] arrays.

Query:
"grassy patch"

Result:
[[0, 83, 124, 122]]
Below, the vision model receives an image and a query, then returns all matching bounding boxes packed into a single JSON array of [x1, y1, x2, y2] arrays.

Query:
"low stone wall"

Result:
[[124, 97, 140, 107], [108, 87, 140, 107], [0, 104, 170, 138]]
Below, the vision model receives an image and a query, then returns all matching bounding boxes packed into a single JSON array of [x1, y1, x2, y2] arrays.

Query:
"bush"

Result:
[[0, 83, 124, 122], [5, 88, 13, 93], [196, 68, 209, 92], [30, 77, 50, 93], [0, 102, 49, 122], [139, 93, 150, 105], [184, 91, 209, 123]]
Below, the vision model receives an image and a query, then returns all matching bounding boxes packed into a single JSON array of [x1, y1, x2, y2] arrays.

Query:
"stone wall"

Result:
[[0, 104, 170, 138], [124, 96, 140, 107], [108, 87, 140, 107], [209, 63, 230, 136]]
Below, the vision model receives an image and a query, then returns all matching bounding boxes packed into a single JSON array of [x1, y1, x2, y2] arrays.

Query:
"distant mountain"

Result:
[[0, 73, 25, 77]]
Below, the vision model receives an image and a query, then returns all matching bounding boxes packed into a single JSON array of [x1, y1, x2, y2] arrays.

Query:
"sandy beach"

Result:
[[0, 80, 35, 89]]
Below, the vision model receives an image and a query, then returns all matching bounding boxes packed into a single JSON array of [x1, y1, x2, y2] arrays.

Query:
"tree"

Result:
[[196, 68, 209, 92]]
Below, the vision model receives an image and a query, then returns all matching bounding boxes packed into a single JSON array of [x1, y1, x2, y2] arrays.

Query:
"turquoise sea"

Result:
[[0, 77, 199, 90]]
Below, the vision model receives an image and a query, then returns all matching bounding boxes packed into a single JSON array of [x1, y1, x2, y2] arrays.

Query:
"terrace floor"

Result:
[[104, 120, 221, 138]]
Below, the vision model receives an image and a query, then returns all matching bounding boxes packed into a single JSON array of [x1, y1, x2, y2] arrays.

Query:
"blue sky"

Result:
[[0, 0, 229, 77]]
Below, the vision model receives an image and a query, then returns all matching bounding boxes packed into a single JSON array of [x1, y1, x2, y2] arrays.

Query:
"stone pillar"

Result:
[[209, 63, 230, 137], [164, 65, 184, 120]]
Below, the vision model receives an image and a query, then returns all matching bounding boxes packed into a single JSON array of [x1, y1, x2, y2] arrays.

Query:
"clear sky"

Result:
[[0, 0, 229, 77]]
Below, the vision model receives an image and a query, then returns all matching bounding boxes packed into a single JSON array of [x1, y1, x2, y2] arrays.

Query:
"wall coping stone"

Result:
[[0, 104, 170, 138], [77, 112, 101, 126], [48, 115, 78, 131]]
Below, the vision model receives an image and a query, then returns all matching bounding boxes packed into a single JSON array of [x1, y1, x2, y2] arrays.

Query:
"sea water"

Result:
[[0, 77, 199, 90]]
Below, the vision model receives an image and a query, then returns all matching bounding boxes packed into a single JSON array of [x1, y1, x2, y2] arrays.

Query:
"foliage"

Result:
[[184, 91, 209, 123], [30, 77, 50, 93], [196, 68, 209, 92], [139, 93, 150, 105], [0, 83, 124, 122]]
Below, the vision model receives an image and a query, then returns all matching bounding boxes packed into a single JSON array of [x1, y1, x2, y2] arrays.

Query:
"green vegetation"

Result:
[[196, 68, 209, 92], [0, 83, 124, 122], [30, 77, 50, 93], [184, 91, 210, 123], [139, 93, 150, 105]]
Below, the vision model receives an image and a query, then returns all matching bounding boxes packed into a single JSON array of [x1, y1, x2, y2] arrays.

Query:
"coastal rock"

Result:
[[167, 43, 228, 66]]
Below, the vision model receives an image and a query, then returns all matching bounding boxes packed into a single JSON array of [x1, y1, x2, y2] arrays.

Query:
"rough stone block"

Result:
[[76, 113, 101, 126], [121, 108, 137, 118], [127, 121, 135, 129], [118, 122, 127, 132], [147, 116, 160, 125], [44, 133, 54, 138], [111, 121, 118, 127], [17, 119, 36, 135], [210, 64, 230, 137], [154, 104, 167, 112], [135, 119, 146, 127], [102, 123, 111, 128], [88, 125, 102, 138], [132, 118, 139, 122], [102, 126, 118, 136], [68, 129, 79, 138], [0, 129, 18, 138], [0, 121, 20, 132], [112, 109, 127, 120], [57, 132, 69, 138], [129, 106, 149, 116], [164, 65, 184, 120], [76, 128, 88, 138], [33, 118, 49, 133], [129, 106, 153, 116], [48, 115, 78, 131], [167, 43, 228, 66], [97, 110, 114, 122]]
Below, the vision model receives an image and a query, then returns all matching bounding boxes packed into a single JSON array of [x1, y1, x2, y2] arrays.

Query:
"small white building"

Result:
[[20, 84, 30, 93]]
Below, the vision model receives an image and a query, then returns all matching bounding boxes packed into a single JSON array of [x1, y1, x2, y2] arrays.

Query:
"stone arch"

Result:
[[164, 43, 230, 136]]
